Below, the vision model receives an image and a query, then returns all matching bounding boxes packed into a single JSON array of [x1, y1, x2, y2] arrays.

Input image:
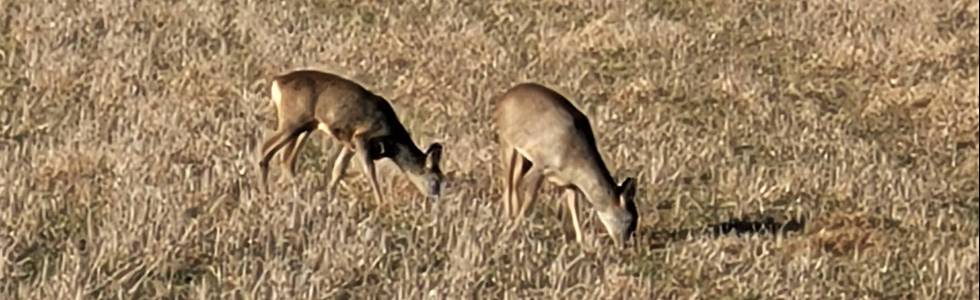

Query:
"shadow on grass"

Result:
[[646, 215, 807, 250]]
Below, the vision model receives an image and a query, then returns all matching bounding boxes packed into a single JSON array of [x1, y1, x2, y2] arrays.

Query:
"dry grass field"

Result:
[[1, 0, 978, 299]]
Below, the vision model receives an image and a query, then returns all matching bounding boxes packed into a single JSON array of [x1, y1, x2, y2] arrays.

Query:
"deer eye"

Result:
[[370, 139, 399, 159]]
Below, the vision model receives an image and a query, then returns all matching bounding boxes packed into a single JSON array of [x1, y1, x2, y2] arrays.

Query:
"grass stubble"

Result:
[[0, 0, 977, 299]]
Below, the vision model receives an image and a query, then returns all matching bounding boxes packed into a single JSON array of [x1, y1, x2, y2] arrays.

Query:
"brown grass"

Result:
[[1, 0, 978, 299]]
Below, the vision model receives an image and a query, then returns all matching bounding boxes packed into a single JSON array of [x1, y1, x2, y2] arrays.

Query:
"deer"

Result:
[[258, 69, 444, 203], [495, 82, 638, 248]]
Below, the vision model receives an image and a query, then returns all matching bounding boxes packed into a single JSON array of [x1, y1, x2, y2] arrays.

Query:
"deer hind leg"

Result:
[[278, 135, 297, 166], [509, 154, 533, 217], [327, 145, 353, 201], [259, 123, 312, 190], [501, 142, 518, 216], [565, 188, 584, 244], [514, 162, 543, 224], [281, 130, 310, 179]]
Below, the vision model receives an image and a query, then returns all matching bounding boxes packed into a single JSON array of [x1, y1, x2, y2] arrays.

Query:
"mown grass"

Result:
[[1, 0, 978, 299]]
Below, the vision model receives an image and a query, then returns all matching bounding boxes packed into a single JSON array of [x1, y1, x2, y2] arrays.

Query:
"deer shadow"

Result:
[[645, 215, 807, 250]]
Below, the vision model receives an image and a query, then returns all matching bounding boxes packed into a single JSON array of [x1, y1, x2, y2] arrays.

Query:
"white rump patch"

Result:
[[317, 123, 331, 134], [270, 81, 282, 108]]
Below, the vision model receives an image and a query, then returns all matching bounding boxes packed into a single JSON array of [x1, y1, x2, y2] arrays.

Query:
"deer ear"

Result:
[[425, 143, 443, 170], [619, 177, 637, 203]]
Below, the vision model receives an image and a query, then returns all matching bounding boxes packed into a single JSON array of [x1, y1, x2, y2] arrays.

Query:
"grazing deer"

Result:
[[496, 83, 638, 247], [258, 69, 444, 203]]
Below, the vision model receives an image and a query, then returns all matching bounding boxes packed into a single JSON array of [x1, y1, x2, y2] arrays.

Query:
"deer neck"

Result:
[[573, 156, 619, 207], [389, 137, 427, 175]]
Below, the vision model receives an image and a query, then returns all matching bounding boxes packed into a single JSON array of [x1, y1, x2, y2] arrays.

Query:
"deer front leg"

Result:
[[565, 188, 584, 244], [353, 136, 384, 204]]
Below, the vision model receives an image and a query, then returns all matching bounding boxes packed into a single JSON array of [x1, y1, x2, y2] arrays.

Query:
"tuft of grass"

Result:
[[7, 195, 92, 286]]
